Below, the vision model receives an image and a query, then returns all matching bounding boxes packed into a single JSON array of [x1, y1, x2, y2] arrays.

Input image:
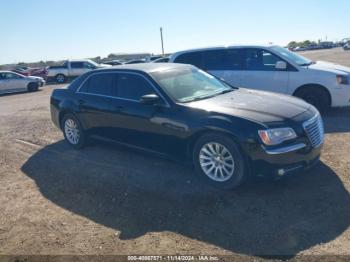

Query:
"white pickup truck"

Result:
[[47, 59, 110, 83]]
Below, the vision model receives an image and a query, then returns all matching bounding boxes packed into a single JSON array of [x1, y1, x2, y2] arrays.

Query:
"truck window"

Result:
[[71, 62, 84, 69], [83, 62, 96, 69]]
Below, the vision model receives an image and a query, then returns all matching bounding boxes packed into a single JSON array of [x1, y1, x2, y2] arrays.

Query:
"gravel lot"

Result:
[[0, 48, 350, 260]]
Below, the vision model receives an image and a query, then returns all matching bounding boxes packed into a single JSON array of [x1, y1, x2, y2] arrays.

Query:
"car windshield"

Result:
[[152, 67, 235, 103], [270, 46, 313, 66]]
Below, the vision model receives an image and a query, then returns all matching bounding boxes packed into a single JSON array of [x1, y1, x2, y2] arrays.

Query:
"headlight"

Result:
[[336, 75, 349, 85], [258, 128, 297, 146]]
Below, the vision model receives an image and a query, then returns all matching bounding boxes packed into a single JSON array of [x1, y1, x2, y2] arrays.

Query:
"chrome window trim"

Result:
[[262, 143, 306, 155], [75, 71, 171, 107]]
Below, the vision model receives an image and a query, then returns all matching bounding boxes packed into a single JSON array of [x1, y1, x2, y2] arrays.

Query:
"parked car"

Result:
[[124, 59, 147, 64], [293, 46, 308, 52], [103, 60, 123, 66], [50, 63, 323, 189], [12, 67, 48, 79], [29, 67, 48, 79], [151, 57, 170, 63], [47, 59, 110, 83], [0, 71, 45, 94], [12, 67, 31, 76], [169, 45, 350, 111], [343, 43, 350, 50], [147, 55, 165, 62]]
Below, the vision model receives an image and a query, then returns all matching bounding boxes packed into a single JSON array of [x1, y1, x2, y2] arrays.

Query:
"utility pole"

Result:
[[160, 27, 165, 56]]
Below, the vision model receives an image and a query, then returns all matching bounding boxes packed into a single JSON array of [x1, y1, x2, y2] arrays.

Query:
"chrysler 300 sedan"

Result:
[[50, 63, 324, 189]]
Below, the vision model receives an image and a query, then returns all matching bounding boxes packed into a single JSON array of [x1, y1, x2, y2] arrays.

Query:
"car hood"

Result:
[[187, 88, 311, 124], [308, 61, 350, 75]]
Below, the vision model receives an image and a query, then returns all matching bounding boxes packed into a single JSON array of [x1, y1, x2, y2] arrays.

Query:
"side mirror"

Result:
[[140, 94, 161, 105], [275, 61, 287, 70]]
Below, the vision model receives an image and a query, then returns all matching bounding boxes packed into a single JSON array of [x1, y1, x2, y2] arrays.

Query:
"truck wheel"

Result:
[[193, 133, 247, 190], [294, 85, 330, 112], [27, 82, 39, 92], [56, 74, 66, 83]]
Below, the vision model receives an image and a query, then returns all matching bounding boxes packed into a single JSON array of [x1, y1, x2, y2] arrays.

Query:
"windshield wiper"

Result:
[[182, 89, 234, 103], [218, 89, 234, 94]]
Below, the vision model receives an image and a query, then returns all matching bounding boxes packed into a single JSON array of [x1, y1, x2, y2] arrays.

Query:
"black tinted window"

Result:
[[117, 74, 154, 101], [71, 62, 84, 68], [174, 52, 202, 68], [226, 49, 243, 70], [201, 50, 226, 70], [244, 49, 280, 71], [202, 49, 242, 70], [80, 73, 115, 96]]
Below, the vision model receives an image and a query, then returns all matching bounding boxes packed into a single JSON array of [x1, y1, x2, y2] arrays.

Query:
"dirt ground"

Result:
[[0, 48, 350, 260]]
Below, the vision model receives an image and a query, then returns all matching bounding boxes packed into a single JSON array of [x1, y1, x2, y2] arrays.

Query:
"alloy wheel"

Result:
[[199, 142, 235, 182], [64, 118, 80, 145]]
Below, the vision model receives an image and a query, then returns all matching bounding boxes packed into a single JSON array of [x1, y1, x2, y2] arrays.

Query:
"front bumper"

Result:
[[39, 80, 46, 87], [249, 142, 322, 177]]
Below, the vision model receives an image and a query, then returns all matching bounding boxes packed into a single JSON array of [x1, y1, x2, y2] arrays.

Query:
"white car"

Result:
[[0, 71, 45, 94], [47, 59, 111, 83], [170, 45, 350, 110]]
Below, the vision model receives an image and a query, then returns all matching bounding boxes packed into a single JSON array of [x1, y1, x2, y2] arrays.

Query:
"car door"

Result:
[[3, 72, 27, 92], [108, 72, 176, 153], [0, 73, 9, 93], [239, 48, 289, 93], [202, 49, 243, 87], [70, 62, 86, 77], [75, 72, 118, 138]]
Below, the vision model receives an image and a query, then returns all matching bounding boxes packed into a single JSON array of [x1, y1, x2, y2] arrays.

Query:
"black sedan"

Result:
[[50, 63, 324, 189]]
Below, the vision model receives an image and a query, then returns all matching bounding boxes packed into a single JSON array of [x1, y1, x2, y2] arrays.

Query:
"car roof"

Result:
[[170, 44, 277, 57], [0, 71, 18, 73], [95, 63, 193, 74]]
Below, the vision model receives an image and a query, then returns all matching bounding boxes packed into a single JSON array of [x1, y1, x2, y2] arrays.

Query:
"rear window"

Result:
[[79, 73, 115, 96]]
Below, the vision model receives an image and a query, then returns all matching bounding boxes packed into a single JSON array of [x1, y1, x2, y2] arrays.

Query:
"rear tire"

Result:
[[61, 114, 86, 149], [56, 74, 66, 83], [294, 86, 330, 112], [193, 133, 247, 190]]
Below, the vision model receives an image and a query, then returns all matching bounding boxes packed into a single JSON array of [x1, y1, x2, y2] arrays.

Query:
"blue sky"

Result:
[[1, 0, 349, 64]]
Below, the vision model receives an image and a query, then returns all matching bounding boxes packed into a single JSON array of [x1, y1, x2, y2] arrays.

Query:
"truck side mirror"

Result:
[[275, 61, 287, 70]]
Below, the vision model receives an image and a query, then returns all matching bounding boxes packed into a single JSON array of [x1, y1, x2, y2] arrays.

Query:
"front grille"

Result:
[[303, 114, 324, 148]]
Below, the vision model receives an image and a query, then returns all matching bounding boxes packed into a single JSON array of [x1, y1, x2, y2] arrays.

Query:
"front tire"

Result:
[[61, 114, 86, 149], [193, 133, 247, 190], [27, 82, 39, 92], [294, 86, 330, 112]]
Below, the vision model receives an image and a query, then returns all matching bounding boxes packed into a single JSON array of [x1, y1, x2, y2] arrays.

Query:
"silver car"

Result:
[[0, 71, 45, 94]]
